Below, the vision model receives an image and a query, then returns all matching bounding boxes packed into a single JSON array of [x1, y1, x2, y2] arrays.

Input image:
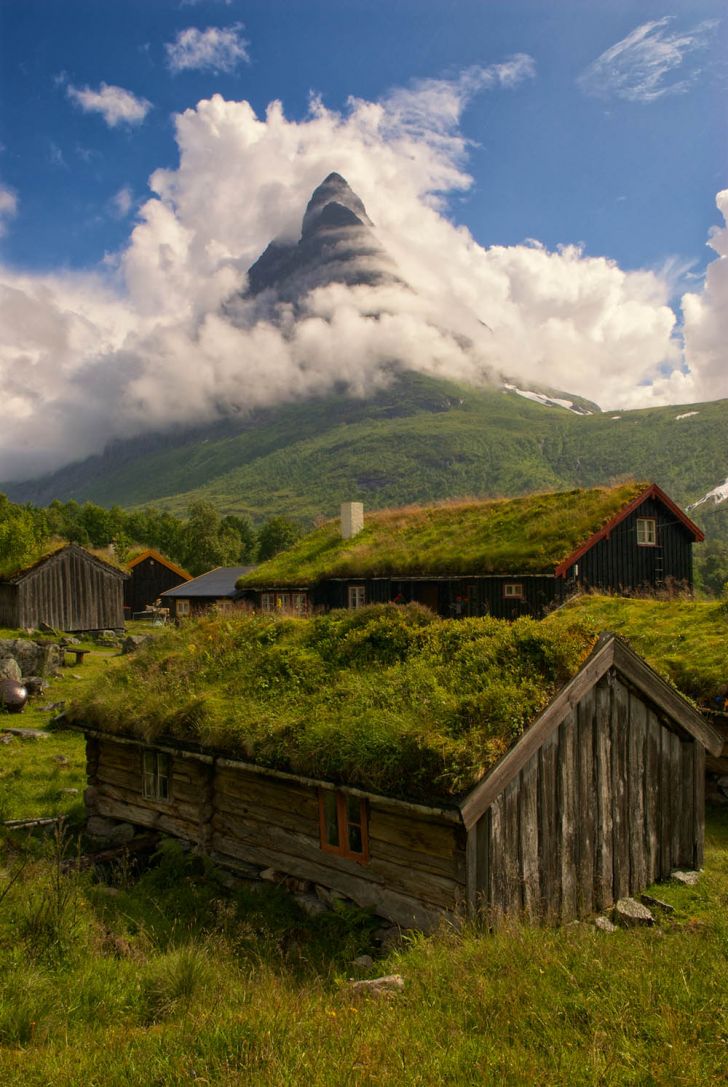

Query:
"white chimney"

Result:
[[340, 501, 364, 540]]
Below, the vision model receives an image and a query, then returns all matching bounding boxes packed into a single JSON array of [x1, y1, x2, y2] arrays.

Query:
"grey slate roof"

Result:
[[160, 566, 256, 599]]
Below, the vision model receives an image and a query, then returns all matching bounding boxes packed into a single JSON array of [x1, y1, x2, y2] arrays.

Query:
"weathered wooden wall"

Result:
[[468, 670, 704, 922], [8, 547, 126, 631], [85, 736, 464, 930], [125, 558, 188, 616]]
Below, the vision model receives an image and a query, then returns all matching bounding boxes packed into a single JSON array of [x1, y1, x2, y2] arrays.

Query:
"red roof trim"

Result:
[[554, 484, 704, 578], [127, 549, 192, 581]]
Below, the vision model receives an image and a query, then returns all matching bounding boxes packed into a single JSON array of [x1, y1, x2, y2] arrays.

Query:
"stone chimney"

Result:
[[340, 501, 364, 540]]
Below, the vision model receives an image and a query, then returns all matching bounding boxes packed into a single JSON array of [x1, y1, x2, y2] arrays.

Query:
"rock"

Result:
[[613, 898, 654, 927], [38, 622, 57, 634], [0, 732, 13, 744], [1, 726, 48, 740], [22, 676, 47, 697], [259, 867, 281, 883], [61, 636, 80, 646], [640, 893, 676, 914], [315, 884, 348, 907], [281, 875, 313, 895], [87, 816, 135, 844], [293, 892, 329, 917], [0, 657, 22, 682], [0, 639, 62, 677], [59, 788, 79, 796], [122, 634, 153, 655], [373, 925, 404, 951], [348, 974, 405, 996], [671, 870, 700, 886], [352, 954, 374, 968], [94, 630, 120, 647], [53, 754, 70, 765], [38, 701, 64, 713], [594, 915, 618, 933]]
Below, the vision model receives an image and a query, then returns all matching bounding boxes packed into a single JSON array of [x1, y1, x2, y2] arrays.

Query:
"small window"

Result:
[[503, 583, 524, 599], [348, 585, 366, 609], [176, 599, 191, 616], [142, 750, 170, 801], [319, 790, 368, 862], [636, 518, 657, 546]]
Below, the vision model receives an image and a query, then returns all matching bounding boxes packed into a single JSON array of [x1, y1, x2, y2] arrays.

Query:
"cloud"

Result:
[[165, 24, 249, 73], [0, 67, 723, 481], [110, 186, 134, 218], [0, 185, 18, 236], [67, 82, 152, 126], [682, 190, 728, 402], [578, 16, 717, 102]]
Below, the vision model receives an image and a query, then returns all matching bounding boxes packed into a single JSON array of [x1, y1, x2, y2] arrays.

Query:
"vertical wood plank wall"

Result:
[[14, 549, 125, 631], [473, 670, 702, 922]]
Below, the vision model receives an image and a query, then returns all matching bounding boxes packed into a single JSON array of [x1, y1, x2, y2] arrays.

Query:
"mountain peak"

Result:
[[301, 172, 373, 238]]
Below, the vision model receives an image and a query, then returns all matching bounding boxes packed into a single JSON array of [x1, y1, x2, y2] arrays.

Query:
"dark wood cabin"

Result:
[[240, 485, 703, 620], [0, 544, 127, 632], [124, 550, 191, 618], [159, 565, 255, 620], [81, 635, 721, 930]]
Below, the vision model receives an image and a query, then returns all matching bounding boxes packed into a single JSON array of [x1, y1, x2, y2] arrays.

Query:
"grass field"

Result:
[[1, 638, 727, 1085]]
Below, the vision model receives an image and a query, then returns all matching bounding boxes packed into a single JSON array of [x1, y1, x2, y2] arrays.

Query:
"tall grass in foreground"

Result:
[[1, 811, 727, 1086]]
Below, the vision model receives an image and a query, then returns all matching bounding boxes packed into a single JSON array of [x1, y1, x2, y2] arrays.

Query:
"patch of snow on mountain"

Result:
[[687, 478, 728, 510], [503, 384, 593, 415], [675, 411, 699, 420]]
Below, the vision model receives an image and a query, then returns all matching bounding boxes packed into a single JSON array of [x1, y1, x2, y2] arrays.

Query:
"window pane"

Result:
[[346, 794, 361, 826], [348, 822, 363, 854], [323, 791, 339, 846]]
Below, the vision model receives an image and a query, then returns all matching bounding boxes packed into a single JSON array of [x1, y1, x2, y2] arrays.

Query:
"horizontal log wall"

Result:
[[86, 738, 464, 930], [471, 670, 703, 922]]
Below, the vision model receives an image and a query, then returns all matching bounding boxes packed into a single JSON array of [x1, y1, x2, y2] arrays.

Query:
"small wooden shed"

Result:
[[80, 634, 721, 929], [0, 544, 127, 632], [159, 566, 255, 620], [124, 550, 191, 618]]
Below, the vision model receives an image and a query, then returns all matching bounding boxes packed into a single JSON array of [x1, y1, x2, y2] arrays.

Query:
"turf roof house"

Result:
[[0, 543, 127, 632], [124, 550, 192, 618], [159, 566, 255, 620], [238, 484, 703, 619], [78, 631, 722, 930]]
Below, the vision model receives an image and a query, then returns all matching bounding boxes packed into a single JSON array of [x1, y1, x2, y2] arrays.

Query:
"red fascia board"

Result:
[[554, 484, 704, 578], [127, 549, 192, 581]]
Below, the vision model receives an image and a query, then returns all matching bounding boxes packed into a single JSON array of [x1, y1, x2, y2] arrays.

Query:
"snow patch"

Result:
[[675, 411, 699, 420], [503, 384, 593, 415], [687, 478, 728, 510]]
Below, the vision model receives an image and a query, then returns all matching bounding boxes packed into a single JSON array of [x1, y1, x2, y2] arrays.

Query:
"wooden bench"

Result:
[[64, 648, 90, 667]]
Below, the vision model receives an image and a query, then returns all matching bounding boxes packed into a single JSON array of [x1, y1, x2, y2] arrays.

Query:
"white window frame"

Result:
[[636, 518, 657, 547], [176, 599, 191, 616], [503, 582, 524, 599], [348, 585, 366, 609]]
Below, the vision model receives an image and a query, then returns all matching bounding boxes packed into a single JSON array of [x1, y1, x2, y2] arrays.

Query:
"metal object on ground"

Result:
[[0, 679, 28, 713]]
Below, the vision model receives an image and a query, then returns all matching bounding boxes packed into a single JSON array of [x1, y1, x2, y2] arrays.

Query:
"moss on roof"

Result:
[[544, 595, 728, 703], [68, 605, 596, 803], [239, 482, 648, 588], [0, 542, 128, 581]]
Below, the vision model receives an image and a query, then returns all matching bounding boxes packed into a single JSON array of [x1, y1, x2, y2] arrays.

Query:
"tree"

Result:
[[256, 516, 302, 562]]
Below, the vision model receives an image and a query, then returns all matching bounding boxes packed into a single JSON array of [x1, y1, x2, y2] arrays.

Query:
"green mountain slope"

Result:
[[4, 375, 727, 534]]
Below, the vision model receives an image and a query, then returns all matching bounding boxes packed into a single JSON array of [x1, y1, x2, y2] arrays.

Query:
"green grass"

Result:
[[0, 809, 726, 1085], [240, 481, 647, 585], [545, 595, 728, 700], [66, 607, 596, 802]]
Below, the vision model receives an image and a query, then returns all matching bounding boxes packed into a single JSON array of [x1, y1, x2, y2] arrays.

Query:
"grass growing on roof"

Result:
[[67, 605, 596, 802], [238, 481, 647, 586], [544, 594, 728, 701]]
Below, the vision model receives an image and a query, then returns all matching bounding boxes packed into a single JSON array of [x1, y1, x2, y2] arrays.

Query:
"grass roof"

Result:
[[0, 541, 128, 581], [239, 482, 648, 588], [544, 594, 728, 704], [67, 605, 596, 803]]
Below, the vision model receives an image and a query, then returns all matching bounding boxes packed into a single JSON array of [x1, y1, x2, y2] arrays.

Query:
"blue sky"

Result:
[[1, 0, 724, 275], [0, 1, 726, 480]]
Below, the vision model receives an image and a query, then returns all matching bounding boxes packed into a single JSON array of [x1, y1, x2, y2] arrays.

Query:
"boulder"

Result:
[[640, 893, 675, 914], [0, 638, 62, 677], [0, 657, 22, 683], [122, 634, 153, 655], [348, 974, 405, 996], [293, 892, 329, 917], [613, 898, 654, 927], [671, 870, 700, 886], [87, 816, 135, 844], [594, 915, 618, 933], [23, 676, 47, 697]]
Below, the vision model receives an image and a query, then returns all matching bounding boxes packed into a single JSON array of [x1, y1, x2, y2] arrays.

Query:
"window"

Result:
[[347, 585, 366, 609], [319, 790, 369, 862], [142, 750, 170, 801], [260, 592, 308, 614], [503, 583, 524, 599], [176, 599, 191, 616], [636, 518, 657, 546]]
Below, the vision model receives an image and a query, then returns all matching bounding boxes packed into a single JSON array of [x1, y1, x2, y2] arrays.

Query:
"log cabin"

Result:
[[159, 565, 256, 620], [0, 543, 127, 632], [124, 549, 191, 618], [73, 610, 722, 930], [238, 483, 703, 619]]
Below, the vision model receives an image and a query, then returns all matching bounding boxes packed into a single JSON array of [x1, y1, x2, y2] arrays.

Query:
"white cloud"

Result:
[[165, 24, 249, 73], [0, 185, 18, 236], [578, 16, 717, 102], [110, 186, 134, 218], [682, 190, 728, 402], [67, 82, 151, 127], [0, 67, 724, 481]]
